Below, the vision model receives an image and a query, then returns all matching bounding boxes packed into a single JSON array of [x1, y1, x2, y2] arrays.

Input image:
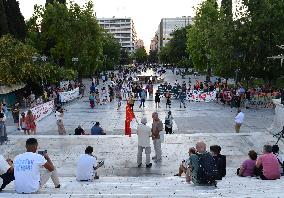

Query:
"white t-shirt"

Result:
[[137, 124, 151, 147], [14, 152, 47, 193], [0, 155, 10, 175], [55, 111, 63, 121], [76, 154, 97, 181], [235, 112, 245, 124]]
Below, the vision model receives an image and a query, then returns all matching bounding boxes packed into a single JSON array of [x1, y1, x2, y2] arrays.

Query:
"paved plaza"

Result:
[[2, 70, 284, 197]]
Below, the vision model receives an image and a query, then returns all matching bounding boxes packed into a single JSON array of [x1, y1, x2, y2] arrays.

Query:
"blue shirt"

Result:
[[91, 126, 104, 135]]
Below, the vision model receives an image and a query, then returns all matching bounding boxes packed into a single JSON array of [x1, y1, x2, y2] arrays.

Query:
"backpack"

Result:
[[197, 152, 218, 185], [165, 116, 171, 126]]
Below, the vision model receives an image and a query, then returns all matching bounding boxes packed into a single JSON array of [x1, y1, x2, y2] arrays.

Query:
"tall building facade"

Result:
[[156, 16, 193, 51], [150, 33, 158, 52], [135, 39, 145, 49], [97, 17, 137, 52]]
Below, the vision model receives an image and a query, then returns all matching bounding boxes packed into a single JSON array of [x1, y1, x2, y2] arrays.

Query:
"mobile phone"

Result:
[[38, 150, 47, 156]]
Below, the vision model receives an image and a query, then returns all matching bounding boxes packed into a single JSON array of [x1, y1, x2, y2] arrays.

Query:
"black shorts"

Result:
[[165, 126, 172, 134]]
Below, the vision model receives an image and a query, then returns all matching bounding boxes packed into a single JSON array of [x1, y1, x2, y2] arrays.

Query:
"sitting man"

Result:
[[0, 155, 14, 192], [76, 146, 104, 181], [174, 147, 196, 183], [188, 141, 218, 186], [14, 138, 60, 194], [137, 118, 152, 168], [255, 144, 280, 180], [210, 145, 226, 180], [91, 122, 106, 135], [74, 125, 87, 135]]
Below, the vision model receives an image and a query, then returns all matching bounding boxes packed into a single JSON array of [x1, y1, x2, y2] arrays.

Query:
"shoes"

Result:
[[55, 184, 61, 189], [174, 174, 180, 176], [138, 164, 142, 168], [94, 176, 100, 179], [152, 156, 156, 160], [146, 163, 152, 168]]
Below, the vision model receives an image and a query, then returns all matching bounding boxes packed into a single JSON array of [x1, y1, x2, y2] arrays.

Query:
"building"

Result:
[[97, 17, 137, 52], [135, 39, 145, 49], [150, 33, 158, 52], [156, 16, 193, 51]]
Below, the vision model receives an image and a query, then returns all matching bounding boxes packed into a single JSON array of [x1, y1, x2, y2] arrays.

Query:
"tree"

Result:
[[45, 0, 66, 6], [120, 49, 131, 65], [0, 35, 76, 85], [134, 47, 148, 64], [27, 1, 103, 76], [102, 32, 121, 70], [0, 0, 8, 37], [148, 49, 158, 63], [3, 0, 26, 40]]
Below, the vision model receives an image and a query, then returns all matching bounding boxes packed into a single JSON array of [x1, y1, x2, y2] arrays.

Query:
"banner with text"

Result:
[[25, 100, 54, 121], [59, 87, 80, 103], [187, 90, 216, 102]]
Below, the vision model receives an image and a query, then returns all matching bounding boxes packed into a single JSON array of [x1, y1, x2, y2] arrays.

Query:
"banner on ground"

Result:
[[25, 100, 54, 121], [187, 90, 216, 102], [59, 87, 80, 103]]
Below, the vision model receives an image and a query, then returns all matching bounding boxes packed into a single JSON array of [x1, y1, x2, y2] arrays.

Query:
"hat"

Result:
[[95, 122, 100, 126], [141, 117, 147, 124]]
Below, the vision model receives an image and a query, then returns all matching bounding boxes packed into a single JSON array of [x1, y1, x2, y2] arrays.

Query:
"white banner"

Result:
[[25, 100, 54, 121], [59, 87, 80, 103], [187, 90, 216, 102]]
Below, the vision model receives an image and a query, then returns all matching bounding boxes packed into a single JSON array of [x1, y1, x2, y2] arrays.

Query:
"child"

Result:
[[20, 113, 28, 135]]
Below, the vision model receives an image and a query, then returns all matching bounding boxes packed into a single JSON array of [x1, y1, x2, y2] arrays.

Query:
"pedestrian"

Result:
[[151, 112, 163, 163], [55, 106, 66, 135], [139, 89, 146, 108], [116, 91, 122, 110], [164, 111, 173, 134], [25, 110, 36, 135], [165, 91, 171, 108], [11, 103, 20, 130], [128, 95, 135, 111], [155, 91, 161, 108], [20, 113, 28, 135], [0, 112, 7, 145], [89, 92, 95, 109], [137, 117, 152, 168], [179, 90, 187, 108], [235, 109, 244, 133]]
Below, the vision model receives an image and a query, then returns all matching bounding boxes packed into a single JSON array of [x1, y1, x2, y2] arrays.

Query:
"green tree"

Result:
[[0, 0, 8, 37], [120, 49, 131, 65], [134, 47, 148, 64], [3, 0, 26, 40], [27, 1, 103, 76], [148, 49, 158, 63], [45, 0, 66, 6], [0, 35, 76, 85], [102, 32, 121, 70]]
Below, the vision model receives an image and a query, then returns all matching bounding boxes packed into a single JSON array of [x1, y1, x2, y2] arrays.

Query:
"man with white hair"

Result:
[[151, 112, 163, 163], [137, 117, 152, 168]]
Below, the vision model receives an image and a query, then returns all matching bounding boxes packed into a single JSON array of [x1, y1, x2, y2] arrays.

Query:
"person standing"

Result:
[[11, 103, 20, 130], [151, 112, 163, 163], [137, 118, 152, 168], [25, 110, 36, 135], [89, 92, 95, 109], [165, 91, 171, 109], [235, 109, 244, 133], [164, 111, 174, 134], [155, 91, 161, 108], [0, 112, 7, 145], [20, 113, 28, 135], [55, 106, 66, 135], [139, 89, 146, 108]]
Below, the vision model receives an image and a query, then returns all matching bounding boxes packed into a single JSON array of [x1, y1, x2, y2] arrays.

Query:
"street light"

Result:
[[235, 68, 240, 87], [206, 54, 211, 82]]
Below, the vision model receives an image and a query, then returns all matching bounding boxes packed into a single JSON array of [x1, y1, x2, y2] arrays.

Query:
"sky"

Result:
[[18, 0, 204, 50]]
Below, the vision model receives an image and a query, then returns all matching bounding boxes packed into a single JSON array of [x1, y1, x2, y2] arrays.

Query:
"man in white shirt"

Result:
[[137, 118, 152, 168], [76, 146, 103, 181], [235, 109, 245, 133], [0, 155, 14, 191], [14, 138, 60, 194]]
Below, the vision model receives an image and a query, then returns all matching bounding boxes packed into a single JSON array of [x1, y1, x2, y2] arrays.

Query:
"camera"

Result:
[[38, 150, 47, 156]]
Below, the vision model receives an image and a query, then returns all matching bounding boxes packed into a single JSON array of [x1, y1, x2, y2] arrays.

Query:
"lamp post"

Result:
[[32, 54, 47, 93], [205, 54, 211, 82], [235, 68, 240, 87]]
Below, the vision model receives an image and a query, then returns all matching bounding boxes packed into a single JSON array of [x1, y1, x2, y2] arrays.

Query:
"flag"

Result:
[[125, 103, 135, 137]]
